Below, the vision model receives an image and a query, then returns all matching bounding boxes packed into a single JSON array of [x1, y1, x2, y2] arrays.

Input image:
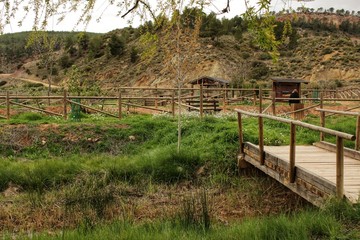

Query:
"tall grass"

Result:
[[7, 210, 354, 240]]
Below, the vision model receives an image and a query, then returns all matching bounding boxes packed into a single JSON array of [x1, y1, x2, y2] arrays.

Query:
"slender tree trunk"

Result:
[[177, 16, 182, 153]]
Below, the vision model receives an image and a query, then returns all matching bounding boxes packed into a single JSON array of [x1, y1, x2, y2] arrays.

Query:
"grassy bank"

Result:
[[0, 112, 359, 238]]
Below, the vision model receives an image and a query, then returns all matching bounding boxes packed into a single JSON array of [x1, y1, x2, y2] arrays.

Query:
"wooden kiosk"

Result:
[[271, 77, 309, 119]]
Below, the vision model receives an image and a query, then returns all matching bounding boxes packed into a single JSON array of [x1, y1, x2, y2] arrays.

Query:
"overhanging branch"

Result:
[[121, 0, 156, 21]]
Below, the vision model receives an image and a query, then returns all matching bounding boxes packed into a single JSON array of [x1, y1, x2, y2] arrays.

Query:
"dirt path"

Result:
[[0, 74, 61, 89]]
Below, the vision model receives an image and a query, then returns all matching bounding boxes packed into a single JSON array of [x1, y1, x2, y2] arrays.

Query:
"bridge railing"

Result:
[[235, 109, 356, 199], [316, 108, 360, 151]]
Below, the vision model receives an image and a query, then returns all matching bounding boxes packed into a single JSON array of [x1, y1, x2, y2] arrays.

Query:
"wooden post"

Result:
[[127, 99, 130, 113], [155, 85, 158, 109], [223, 87, 227, 111], [336, 136, 344, 199], [200, 84, 203, 118], [259, 116, 264, 165], [238, 112, 243, 154], [289, 123, 296, 183], [272, 91, 276, 116], [6, 91, 10, 120], [118, 89, 122, 120], [172, 90, 175, 117], [356, 115, 360, 151], [320, 92, 325, 141], [47, 91, 51, 106], [259, 88, 263, 113], [253, 90, 257, 106], [63, 90, 67, 120]]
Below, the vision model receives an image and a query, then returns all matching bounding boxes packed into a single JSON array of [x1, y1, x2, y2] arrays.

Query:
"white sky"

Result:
[[2, 0, 360, 34]]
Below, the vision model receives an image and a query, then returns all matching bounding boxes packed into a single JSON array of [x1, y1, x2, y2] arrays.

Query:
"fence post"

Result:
[[320, 92, 325, 141], [272, 91, 276, 116], [200, 84, 203, 118], [118, 89, 122, 120], [356, 115, 360, 151], [155, 84, 158, 109], [259, 115, 264, 165], [6, 91, 10, 120], [223, 86, 227, 111], [336, 136, 344, 199], [289, 122, 296, 183], [63, 90, 67, 120], [253, 90, 257, 106]]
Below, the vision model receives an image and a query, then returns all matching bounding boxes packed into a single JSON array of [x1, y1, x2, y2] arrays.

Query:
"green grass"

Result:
[[0, 112, 358, 192], [1, 112, 360, 238], [6, 209, 357, 240]]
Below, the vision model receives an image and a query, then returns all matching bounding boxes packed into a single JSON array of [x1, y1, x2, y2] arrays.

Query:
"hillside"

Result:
[[0, 12, 360, 93]]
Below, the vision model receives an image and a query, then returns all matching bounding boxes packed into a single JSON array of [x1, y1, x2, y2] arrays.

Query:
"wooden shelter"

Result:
[[272, 77, 309, 102], [189, 76, 230, 88]]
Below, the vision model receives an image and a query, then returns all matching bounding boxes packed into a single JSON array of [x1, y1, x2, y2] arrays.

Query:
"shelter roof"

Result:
[[271, 77, 309, 84], [189, 76, 230, 85]]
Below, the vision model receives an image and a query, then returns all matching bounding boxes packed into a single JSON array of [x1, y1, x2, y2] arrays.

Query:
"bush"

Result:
[[0, 80, 7, 87], [241, 52, 250, 59], [12, 112, 44, 121], [130, 47, 139, 63], [258, 52, 272, 60], [59, 55, 74, 69], [322, 47, 333, 55], [24, 83, 44, 88]]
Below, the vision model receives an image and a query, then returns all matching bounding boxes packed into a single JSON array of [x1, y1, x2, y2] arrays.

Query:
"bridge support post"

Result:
[[237, 112, 243, 154], [259, 116, 264, 165], [289, 123, 296, 183], [320, 92, 325, 141], [237, 112, 249, 168], [336, 136, 344, 199]]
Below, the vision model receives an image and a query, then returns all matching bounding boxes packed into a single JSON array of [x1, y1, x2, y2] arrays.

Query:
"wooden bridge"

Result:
[[236, 109, 360, 206]]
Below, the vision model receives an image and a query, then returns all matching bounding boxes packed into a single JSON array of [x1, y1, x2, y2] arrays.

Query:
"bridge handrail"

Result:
[[316, 108, 360, 151], [235, 109, 355, 140]]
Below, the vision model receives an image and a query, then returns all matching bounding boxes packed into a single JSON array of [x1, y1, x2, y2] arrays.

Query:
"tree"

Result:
[[26, 31, 57, 100], [107, 33, 125, 57], [76, 32, 90, 56], [65, 65, 100, 96], [0, 0, 281, 59]]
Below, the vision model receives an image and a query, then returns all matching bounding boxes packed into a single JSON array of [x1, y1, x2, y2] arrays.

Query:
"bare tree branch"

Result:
[[121, 0, 157, 23], [121, 0, 140, 18], [222, 0, 230, 13]]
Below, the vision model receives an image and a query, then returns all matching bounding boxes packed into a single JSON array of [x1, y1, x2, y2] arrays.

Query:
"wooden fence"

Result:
[[1, 87, 360, 120]]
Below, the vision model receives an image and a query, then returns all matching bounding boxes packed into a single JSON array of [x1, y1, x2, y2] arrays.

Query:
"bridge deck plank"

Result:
[[264, 145, 360, 203]]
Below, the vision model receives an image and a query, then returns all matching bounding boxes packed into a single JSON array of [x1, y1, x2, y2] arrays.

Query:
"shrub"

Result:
[[24, 83, 44, 88], [0, 80, 7, 87]]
